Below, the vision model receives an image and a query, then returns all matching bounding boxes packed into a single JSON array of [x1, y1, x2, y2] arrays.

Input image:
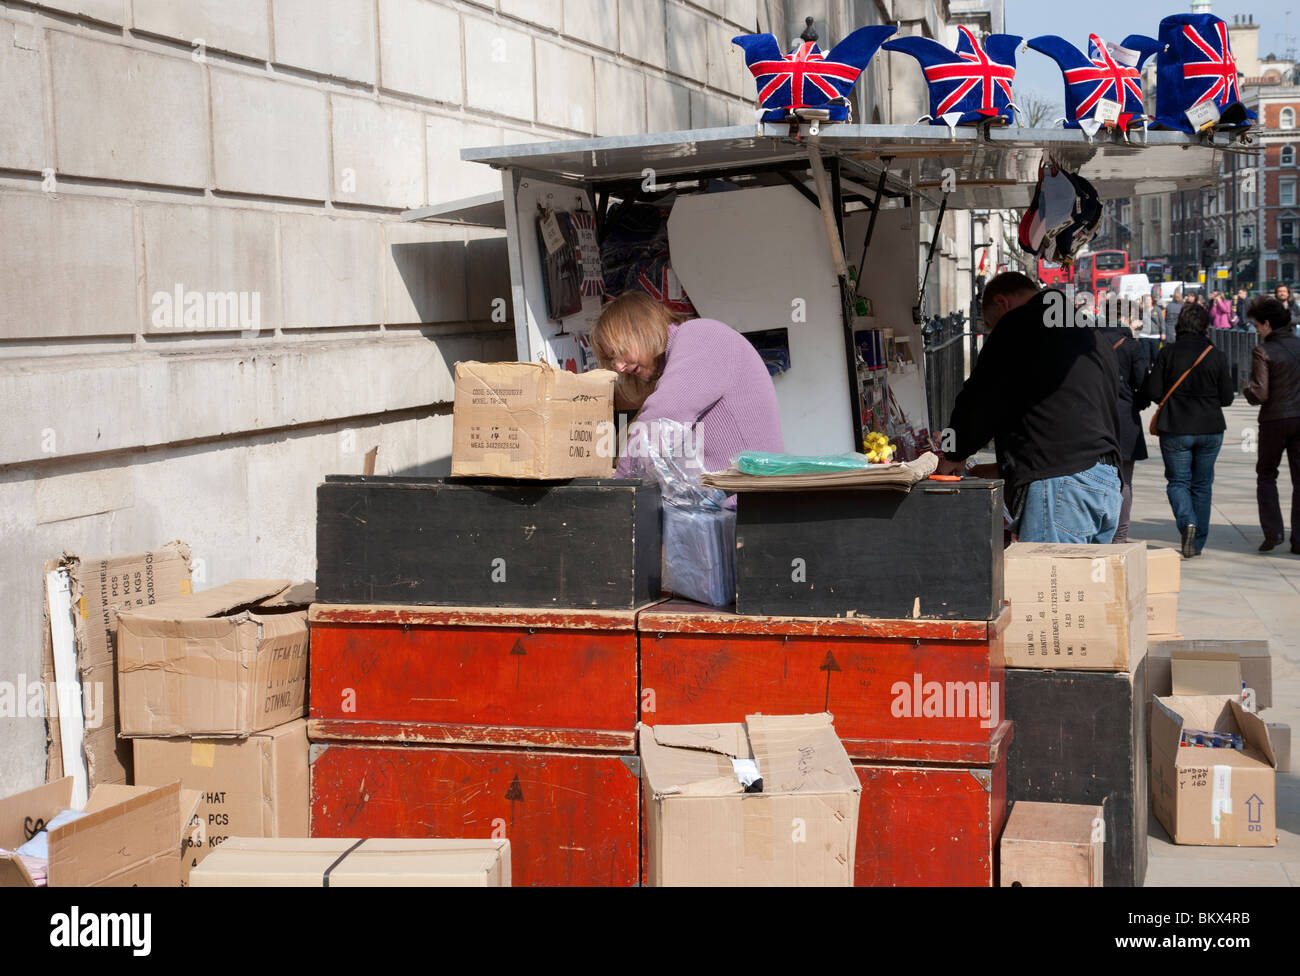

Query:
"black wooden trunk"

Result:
[[316, 476, 662, 609], [734, 480, 1004, 620], [1005, 658, 1149, 887]]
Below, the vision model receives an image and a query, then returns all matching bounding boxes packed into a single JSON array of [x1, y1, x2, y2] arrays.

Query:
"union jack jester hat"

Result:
[[884, 26, 1022, 127], [733, 25, 896, 123], [1124, 13, 1254, 132], [1028, 33, 1161, 129]]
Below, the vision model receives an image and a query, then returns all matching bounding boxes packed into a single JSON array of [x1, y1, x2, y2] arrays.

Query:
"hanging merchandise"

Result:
[[1018, 163, 1102, 265], [536, 206, 582, 321], [1028, 33, 1160, 132], [1126, 14, 1255, 133], [884, 26, 1022, 129], [566, 209, 605, 298], [600, 198, 699, 318], [732, 21, 896, 124]]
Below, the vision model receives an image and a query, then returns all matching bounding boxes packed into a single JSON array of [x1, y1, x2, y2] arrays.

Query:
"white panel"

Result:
[[668, 184, 852, 455]]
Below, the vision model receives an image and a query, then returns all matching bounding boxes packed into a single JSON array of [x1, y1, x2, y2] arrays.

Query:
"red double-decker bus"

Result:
[[1075, 250, 1130, 294]]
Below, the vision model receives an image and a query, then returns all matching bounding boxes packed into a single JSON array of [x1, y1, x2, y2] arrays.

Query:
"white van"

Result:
[[1114, 273, 1152, 300]]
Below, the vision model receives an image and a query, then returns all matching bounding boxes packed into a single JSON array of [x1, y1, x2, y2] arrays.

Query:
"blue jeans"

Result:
[[1018, 462, 1122, 543], [1160, 433, 1223, 553]]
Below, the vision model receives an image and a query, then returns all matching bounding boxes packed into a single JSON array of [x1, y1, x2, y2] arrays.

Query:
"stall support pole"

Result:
[[808, 148, 867, 451]]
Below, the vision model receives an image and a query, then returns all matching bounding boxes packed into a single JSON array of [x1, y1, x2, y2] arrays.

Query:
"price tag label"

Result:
[[1095, 98, 1121, 126], [1186, 100, 1221, 131], [539, 211, 565, 255]]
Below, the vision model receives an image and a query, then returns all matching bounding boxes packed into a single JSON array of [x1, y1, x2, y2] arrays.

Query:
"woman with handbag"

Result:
[[1243, 296, 1300, 553], [1141, 303, 1236, 558]]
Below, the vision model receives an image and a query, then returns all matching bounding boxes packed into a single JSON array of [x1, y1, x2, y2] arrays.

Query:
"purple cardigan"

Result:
[[616, 319, 784, 476]]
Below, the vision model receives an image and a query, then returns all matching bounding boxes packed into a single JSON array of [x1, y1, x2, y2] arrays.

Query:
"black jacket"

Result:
[[946, 289, 1122, 498], [1244, 328, 1300, 422], [1101, 328, 1151, 461], [1142, 334, 1234, 435]]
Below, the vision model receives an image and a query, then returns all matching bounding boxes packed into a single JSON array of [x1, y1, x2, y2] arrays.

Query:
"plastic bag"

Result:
[[734, 451, 871, 476], [627, 419, 735, 606]]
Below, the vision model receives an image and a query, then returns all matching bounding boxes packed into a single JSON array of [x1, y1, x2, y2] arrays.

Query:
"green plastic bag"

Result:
[[733, 451, 871, 476]]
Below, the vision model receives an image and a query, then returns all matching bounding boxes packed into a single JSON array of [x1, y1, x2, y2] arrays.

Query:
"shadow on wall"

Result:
[[389, 235, 513, 327]]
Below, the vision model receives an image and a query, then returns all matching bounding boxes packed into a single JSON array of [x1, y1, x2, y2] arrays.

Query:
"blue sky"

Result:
[[1006, 1, 1300, 110]]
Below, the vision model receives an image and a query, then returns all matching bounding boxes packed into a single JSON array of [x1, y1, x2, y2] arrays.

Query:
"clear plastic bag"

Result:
[[628, 419, 735, 606]]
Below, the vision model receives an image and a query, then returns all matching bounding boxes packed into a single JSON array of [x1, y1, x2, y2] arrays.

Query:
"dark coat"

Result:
[[1244, 328, 1300, 422], [1141, 333, 1235, 435], [1101, 327, 1150, 461]]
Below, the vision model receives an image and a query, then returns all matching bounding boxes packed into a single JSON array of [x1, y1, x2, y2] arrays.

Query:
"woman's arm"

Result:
[[1243, 344, 1269, 406]]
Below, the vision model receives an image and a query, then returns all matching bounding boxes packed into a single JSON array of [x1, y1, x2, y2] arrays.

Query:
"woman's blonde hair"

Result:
[[589, 292, 685, 408]]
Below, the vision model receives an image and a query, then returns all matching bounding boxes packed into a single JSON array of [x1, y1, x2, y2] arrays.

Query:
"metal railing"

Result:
[[922, 311, 974, 436], [1209, 328, 1260, 389]]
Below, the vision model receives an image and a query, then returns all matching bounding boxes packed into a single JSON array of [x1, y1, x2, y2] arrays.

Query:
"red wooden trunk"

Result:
[[308, 604, 643, 750], [310, 742, 641, 887], [638, 601, 1010, 764], [853, 726, 1011, 887]]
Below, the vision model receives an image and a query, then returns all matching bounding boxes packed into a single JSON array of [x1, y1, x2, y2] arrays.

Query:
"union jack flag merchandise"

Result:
[[1028, 33, 1159, 129], [733, 25, 895, 123], [884, 26, 1021, 127], [1126, 14, 1254, 132], [565, 210, 604, 298]]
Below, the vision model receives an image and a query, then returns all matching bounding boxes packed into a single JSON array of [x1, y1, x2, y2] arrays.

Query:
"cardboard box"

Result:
[[190, 838, 511, 886], [0, 777, 200, 887], [1147, 592, 1179, 636], [117, 580, 309, 737], [42, 543, 193, 786], [1150, 696, 1277, 847], [451, 361, 617, 479], [639, 713, 861, 886], [1145, 544, 1181, 594], [133, 719, 309, 884], [1003, 542, 1147, 670], [999, 801, 1104, 887], [1148, 639, 1272, 709], [1267, 723, 1291, 773]]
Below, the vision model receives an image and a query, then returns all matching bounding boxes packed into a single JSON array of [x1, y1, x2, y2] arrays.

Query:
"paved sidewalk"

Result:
[[1130, 401, 1300, 886]]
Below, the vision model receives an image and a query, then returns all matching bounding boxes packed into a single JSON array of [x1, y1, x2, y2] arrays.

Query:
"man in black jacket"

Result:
[[938, 272, 1123, 543], [1244, 296, 1300, 553], [1100, 323, 1151, 543]]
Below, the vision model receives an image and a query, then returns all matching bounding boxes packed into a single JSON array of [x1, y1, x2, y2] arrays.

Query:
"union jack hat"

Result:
[[1126, 14, 1255, 132], [733, 25, 895, 123], [884, 26, 1021, 127], [1028, 33, 1160, 129]]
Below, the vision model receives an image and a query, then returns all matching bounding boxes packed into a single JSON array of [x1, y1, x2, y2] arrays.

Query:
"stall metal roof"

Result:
[[432, 123, 1246, 213]]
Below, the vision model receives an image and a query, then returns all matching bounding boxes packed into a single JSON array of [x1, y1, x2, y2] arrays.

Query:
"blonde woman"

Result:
[[589, 292, 783, 477]]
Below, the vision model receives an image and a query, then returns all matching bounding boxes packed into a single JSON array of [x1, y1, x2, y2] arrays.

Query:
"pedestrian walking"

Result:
[[1142, 303, 1236, 557], [1101, 323, 1151, 543], [1243, 296, 1300, 553], [1210, 291, 1232, 330], [1273, 284, 1300, 324]]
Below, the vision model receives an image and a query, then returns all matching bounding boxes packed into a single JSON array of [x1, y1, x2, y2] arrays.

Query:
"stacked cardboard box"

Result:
[[116, 580, 312, 883], [1145, 544, 1181, 640], [1003, 543, 1150, 886]]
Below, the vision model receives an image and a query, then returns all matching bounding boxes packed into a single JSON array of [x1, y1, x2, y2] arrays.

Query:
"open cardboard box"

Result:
[[117, 580, 310, 737], [639, 713, 860, 886], [0, 777, 201, 886], [1151, 696, 1277, 847]]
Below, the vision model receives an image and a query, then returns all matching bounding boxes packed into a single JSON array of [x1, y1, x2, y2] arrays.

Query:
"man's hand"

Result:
[[936, 457, 966, 477]]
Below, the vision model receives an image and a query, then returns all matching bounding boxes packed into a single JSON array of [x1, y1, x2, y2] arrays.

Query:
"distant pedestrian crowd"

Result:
[[937, 274, 1300, 559]]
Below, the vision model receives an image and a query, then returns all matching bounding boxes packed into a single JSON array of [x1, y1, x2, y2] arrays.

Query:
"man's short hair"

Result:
[[981, 271, 1040, 310], [1248, 295, 1292, 330], [1176, 302, 1211, 336]]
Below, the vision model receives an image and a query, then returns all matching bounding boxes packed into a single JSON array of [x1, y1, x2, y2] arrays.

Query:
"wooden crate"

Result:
[[316, 476, 661, 609], [735, 480, 1004, 620], [309, 742, 640, 887], [1005, 657, 1148, 887], [853, 725, 1011, 887], [308, 604, 642, 751], [639, 601, 1011, 764], [1000, 801, 1104, 887]]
